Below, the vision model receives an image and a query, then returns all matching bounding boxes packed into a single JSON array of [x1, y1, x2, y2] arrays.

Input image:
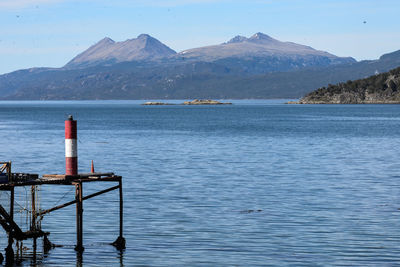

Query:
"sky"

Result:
[[0, 0, 399, 74]]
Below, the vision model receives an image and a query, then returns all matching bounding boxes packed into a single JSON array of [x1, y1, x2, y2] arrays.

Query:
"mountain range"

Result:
[[65, 32, 354, 71], [0, 33, 399, 100]]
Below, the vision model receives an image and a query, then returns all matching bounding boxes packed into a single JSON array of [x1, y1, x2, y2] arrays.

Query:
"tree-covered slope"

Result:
[[299, 66, 400, 104]]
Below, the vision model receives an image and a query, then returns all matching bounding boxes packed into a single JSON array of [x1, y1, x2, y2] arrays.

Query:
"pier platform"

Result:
[[0, 162, 125, 265]]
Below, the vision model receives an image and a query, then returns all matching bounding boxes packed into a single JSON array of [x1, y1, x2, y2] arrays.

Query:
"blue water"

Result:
[[1, 100, 400, 266]]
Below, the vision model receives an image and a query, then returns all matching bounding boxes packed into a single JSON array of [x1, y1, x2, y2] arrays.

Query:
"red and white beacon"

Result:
[[65, 115, 78, 175]]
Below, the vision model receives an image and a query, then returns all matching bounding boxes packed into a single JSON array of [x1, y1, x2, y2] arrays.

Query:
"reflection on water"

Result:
[[9, 239, 125, 267]]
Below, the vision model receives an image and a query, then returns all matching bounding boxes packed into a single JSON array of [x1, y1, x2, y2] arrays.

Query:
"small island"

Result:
[[142, 102, 175, 105], [142, 99, 232, 105], [297, 66, 400, 104], [182, 99, 232, 105]]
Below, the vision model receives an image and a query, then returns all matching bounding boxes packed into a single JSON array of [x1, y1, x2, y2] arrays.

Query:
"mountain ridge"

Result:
[[178, 32, 354, 65], [1, 48, 399, 100], [65, 34, 177, 69], [65, 32, 355, 70]]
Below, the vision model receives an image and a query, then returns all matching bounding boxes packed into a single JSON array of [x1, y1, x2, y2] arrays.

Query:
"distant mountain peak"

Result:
[[225, 33, 278, 44], [65, 34, 176, 68], [248, 32, 276, 42], [95, 37, 115, 46], [137, 33, 151, 39], [227, 35, 248, 44], [100, 37, 115, 42]]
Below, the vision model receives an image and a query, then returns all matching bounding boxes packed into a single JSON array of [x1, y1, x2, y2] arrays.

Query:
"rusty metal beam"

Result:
[[37, 184, 120, 217]]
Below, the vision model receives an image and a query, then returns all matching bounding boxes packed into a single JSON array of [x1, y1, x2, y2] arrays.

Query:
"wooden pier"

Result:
[[0, 161, 125, 265]]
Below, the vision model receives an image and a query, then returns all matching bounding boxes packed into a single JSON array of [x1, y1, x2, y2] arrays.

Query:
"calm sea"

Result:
[[0, 100, 400, 266]]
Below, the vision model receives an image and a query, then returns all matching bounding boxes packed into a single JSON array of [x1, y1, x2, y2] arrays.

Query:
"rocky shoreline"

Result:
[[142, 99, 232, 105], [296, 66, 400, 104]]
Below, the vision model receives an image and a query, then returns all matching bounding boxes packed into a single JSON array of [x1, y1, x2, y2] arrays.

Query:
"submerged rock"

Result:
[[240, 209, 263, 214]]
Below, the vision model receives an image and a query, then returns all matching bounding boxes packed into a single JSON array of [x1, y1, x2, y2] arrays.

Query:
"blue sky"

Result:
[[0, 0, 399, 74]]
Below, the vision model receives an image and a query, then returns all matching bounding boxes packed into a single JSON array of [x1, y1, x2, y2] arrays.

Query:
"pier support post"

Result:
[[31, 186, 36, 232], [6, 187, 15, 265], [119, 179, 123, 239], [31, 185, 38, 261], [74, 182, 84, 252], [112, 178, 125, 250], [32, 237, 37, 263]]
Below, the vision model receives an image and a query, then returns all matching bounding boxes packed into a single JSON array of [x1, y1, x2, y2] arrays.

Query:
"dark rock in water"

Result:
[[299, 66, 400, 104], [183, 99, 232, 105], [240, 209, 263, 213]]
